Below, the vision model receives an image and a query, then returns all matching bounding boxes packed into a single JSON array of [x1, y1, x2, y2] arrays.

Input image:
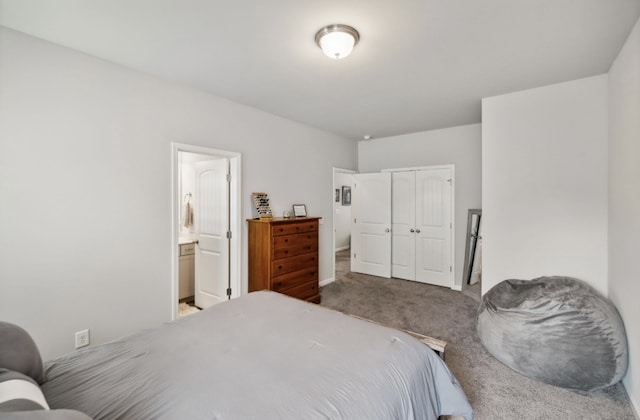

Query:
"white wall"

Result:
[[0, 27, 357, 359], [357, 124, 482, 289], [608, 16, 640, 416], [333, 171, 353, 251], [482, 75, 608, 296]]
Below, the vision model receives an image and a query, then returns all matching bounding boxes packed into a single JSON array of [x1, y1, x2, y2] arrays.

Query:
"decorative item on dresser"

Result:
[[251, 192, 273, 219], [248, 217, 321, 303]]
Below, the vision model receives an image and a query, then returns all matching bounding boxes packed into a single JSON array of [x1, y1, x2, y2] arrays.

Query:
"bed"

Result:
[[2, 291, 473, 419]]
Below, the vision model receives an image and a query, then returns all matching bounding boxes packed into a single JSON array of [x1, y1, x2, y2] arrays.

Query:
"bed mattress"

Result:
[[42, 291, 473, 419]]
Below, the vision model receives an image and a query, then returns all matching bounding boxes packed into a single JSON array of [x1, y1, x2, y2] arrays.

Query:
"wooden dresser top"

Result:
[[247, 217, 321, 225]]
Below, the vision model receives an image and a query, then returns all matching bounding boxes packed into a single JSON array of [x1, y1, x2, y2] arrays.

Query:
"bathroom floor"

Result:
[[178, 302, 200, 317]]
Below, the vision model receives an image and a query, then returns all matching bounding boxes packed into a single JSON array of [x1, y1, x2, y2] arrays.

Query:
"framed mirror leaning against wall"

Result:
[[463, 209, 482, 286]]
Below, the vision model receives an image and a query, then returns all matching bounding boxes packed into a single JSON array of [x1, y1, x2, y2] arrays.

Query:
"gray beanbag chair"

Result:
[[0, 321, 45, 384], [477, 276, 628, 391]]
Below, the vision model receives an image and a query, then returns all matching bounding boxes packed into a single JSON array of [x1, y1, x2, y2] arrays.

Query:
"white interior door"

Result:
[[415, 168, 453, 287], [194, 159, 229, 308], [351, 172, 391, 278], [391, 171, 415, 280]]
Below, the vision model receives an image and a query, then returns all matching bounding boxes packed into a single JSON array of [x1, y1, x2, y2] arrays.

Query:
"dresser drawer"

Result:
[[273, 242, 318, 260], [273, 231, 317, 249], [272, 253, 317, 276], [306, 295, 321, 304], [278, 279, 319, 301], [272, 267, 318, 292], [272, 221, 318, 236]]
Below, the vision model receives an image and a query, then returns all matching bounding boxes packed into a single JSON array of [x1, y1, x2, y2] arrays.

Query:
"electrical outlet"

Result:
[[75, 329, 90, 348]]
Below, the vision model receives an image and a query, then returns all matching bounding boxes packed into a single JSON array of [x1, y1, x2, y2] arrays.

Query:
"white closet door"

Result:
[[391, 171, 415, 280], [415, 168, 453, 287], [351, 172, 391, 278]]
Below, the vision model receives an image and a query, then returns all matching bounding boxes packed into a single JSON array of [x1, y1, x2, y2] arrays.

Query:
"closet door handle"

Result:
[[410, 229, 415, 233], [385, 228, 390, 233], [415, 229, 421, 233]]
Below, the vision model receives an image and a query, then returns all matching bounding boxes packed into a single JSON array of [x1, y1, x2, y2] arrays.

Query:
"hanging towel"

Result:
[[182, 201, 194, 229]]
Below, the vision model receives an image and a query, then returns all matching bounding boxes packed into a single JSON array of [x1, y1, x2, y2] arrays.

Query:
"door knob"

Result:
[[193, 240, 199, 244], [415, 229, 421, 233], [385, 228, 390, 233], [410, 229, 415, 233]]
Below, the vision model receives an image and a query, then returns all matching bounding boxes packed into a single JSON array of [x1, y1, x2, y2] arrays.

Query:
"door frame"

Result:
[[171, 143, 242, 319], [383, 164, 456, 289], [331, 167, 357, 286]]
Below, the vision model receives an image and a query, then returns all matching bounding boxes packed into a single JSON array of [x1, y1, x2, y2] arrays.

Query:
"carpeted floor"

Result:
[[321, 250, 636, 420]]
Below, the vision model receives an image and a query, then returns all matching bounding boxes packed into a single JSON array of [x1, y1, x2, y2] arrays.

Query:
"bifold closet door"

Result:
[[415, 168, 453, 287], [390, 168, 454, 288], [391, 171, 415, 280]]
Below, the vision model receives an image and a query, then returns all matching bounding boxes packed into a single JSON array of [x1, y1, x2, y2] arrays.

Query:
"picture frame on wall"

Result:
[[341, 186, 351, 206], [292, 204, 307, 217], [335, 188, 340, 202]]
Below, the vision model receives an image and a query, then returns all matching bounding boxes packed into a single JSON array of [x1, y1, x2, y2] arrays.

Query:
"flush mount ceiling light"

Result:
[[315, 24, 360, 60]]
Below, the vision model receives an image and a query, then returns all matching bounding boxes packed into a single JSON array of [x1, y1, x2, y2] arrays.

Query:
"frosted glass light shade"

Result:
[[318, 31, 355, 59], [315, 24, 359, 60]]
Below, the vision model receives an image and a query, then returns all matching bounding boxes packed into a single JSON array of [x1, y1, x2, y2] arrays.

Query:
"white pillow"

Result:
[[0, 370, 49, 412]]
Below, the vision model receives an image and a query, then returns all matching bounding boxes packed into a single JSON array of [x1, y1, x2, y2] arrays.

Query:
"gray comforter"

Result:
[[42, 291, 473, 419]]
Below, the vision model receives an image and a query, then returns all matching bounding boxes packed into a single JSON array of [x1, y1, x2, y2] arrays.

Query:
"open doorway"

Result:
[[171, 143, 241, 319], [332, 168, 356, 280]]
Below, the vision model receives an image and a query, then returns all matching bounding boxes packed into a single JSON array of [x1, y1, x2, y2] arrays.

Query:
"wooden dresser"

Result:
[[248, 217, 321, 303]]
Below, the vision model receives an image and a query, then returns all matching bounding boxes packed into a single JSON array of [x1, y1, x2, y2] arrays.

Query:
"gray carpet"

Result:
[[320, 250, 636, 420]]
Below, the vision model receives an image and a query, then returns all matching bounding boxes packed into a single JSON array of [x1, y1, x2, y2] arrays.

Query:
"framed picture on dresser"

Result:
[[292, 204, 307, 217]]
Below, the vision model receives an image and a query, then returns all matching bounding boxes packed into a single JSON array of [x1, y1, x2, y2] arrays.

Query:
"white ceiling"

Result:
[[1, 0, 639, 140]]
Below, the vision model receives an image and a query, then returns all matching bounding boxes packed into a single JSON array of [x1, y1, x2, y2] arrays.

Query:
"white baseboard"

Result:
[[451, 284, 462, 291], [627, 389, 640, 420], [320, 277, 335, 287]]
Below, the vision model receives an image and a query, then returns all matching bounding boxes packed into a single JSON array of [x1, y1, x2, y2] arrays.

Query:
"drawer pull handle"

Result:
[[284, 250, 288, 254], [278, 265, 283, 269]]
